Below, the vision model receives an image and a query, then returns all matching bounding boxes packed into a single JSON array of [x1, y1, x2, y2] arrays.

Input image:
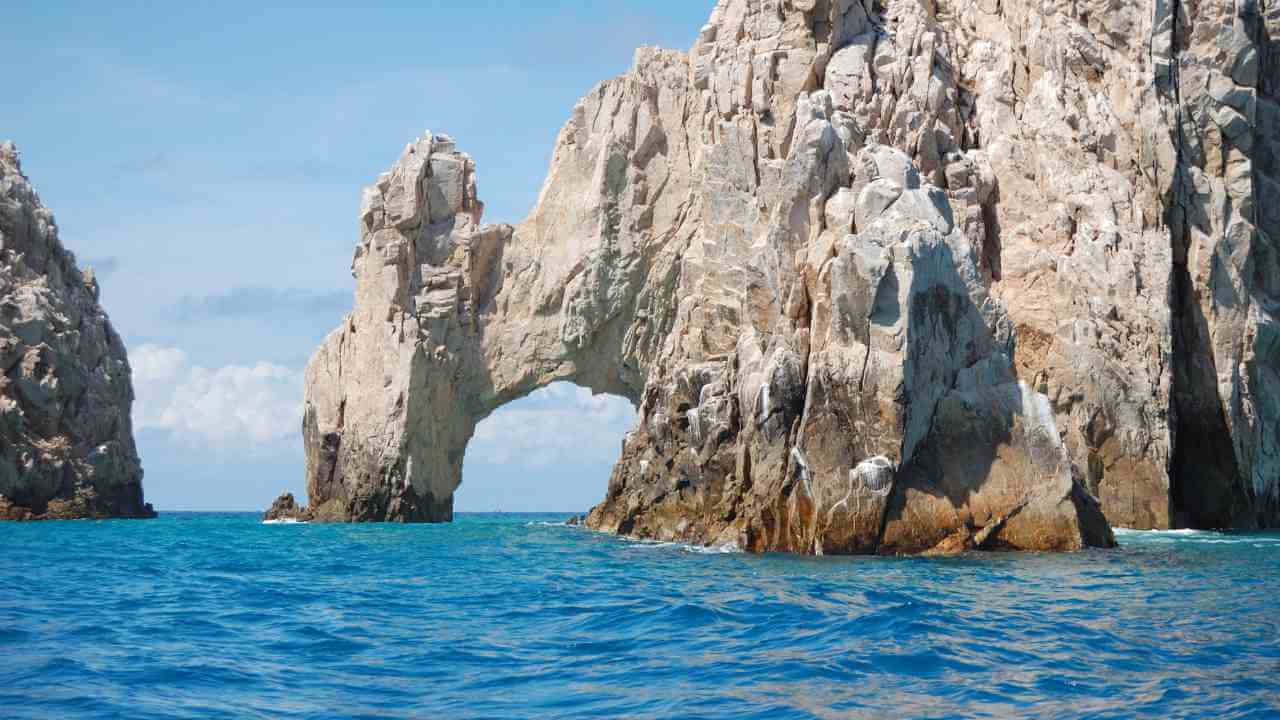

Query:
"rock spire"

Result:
[[1, 142, 152, 520]]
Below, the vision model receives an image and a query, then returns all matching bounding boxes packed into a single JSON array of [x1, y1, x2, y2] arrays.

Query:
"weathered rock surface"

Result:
[[0, 142, 153, 521], [280, 0, 1279, 553]]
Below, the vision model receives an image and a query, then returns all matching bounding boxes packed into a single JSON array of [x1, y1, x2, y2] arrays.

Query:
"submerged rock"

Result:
[[275, 0, 1280, 553], [0, 142, 153, 520]]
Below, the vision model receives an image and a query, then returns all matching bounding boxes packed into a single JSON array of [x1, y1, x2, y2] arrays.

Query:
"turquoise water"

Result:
[[1, 513, 1278, 719]]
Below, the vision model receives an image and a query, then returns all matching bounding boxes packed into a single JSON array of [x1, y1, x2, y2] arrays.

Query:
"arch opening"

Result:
[[456, 383, 637, 514]]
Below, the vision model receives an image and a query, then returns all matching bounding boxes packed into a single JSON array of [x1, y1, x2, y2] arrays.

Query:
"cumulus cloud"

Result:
[[131, 344, 302, 447], [468, 383, 637, 469]]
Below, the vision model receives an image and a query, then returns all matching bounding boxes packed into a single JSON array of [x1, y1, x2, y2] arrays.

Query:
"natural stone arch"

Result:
[[284, 35, 1113, 553], [455, 382, 638, 513], [270, 0, 1280, 553], [298, 50, 692, 522]]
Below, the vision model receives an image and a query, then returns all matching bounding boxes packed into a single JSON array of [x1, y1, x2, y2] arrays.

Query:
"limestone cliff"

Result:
[[0, 142, 153, 520], [273, 0, 1279, 553]]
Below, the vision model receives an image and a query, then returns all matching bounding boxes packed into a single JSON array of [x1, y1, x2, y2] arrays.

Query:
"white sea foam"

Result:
[[262, 518, 307, 525], [1114, 527, 1280, 545], [1114, 528, 1209, 536], [695, 541, 743, 555], [618, 535, 743, 554]]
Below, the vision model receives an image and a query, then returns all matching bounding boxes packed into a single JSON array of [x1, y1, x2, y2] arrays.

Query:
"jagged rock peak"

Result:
[[279, 0, 1279, 554], [0, 142, 153, 520]]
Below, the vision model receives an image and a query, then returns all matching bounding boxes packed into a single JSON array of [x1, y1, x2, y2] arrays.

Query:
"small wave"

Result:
[[525, 521, 573, 528], [687, 541, 743, 555], [1114, 528, 1208, 536], [619, 536, 742, 555], [1185, 537, 1280, 545], [261, 519, 308, 525], [1114, 527, 1280, 545]]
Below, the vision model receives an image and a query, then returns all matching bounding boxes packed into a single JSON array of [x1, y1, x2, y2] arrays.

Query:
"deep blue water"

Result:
[[1, 513, 1278, 719]]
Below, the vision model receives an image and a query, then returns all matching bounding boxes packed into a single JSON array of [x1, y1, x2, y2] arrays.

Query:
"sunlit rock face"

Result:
[[278, 0, 1280, 553], [0, 142, 152, 521]]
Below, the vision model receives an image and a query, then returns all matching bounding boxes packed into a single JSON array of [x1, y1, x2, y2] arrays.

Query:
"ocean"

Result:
[[1, 512, 1277, 719]]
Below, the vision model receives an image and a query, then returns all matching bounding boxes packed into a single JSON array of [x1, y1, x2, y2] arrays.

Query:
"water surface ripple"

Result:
[[1, 514, 1277, 718]]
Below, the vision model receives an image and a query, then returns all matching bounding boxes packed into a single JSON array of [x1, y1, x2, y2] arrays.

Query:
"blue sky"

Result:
[[3, 1, 714, 511]]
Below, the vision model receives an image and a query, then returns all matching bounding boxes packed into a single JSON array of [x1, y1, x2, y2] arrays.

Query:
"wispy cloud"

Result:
[[111, 151, 171, 178], [502, 9, 700, 67], [174, 286, 351, 321], [132, 344, 301, 448], [92, 59, 239, 115], [83, 256, 120, 276]]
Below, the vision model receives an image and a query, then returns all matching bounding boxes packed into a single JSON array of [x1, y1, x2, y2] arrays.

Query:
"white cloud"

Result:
[[130, 346, 635, 466], [468, 383, 637, 469], [131, 344, 188, 384], [131, 344, 302, 447]]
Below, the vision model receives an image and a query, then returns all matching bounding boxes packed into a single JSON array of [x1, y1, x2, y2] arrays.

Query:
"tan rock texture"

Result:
[[0, 142, 153, 521], [280, 0, 1279, 553]]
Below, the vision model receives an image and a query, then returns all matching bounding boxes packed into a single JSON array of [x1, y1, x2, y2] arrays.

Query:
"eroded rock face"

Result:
[[0, 142, 153, 521], [283, 0, 1279, 553]]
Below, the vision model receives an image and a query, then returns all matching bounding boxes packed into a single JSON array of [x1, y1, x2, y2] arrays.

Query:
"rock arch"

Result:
[[298, 50, 691, 522], [272, 0, 1280, 554], [455, 382, 638, 512]]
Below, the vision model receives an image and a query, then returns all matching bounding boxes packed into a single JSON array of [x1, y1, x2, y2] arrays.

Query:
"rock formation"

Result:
[[275, 0, 1279, 554], [263, 492, 310, 522], [0, 142, 153, 520]]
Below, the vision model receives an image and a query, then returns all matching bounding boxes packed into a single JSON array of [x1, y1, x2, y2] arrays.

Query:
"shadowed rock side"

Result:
[[275, 0, 1279, 553], [0, 142, 153, 521]]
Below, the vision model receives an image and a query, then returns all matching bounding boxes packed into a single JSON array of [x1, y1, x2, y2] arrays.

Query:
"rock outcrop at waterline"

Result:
[[0, 142, 153, 521], [274, 0, 1279, 553]]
